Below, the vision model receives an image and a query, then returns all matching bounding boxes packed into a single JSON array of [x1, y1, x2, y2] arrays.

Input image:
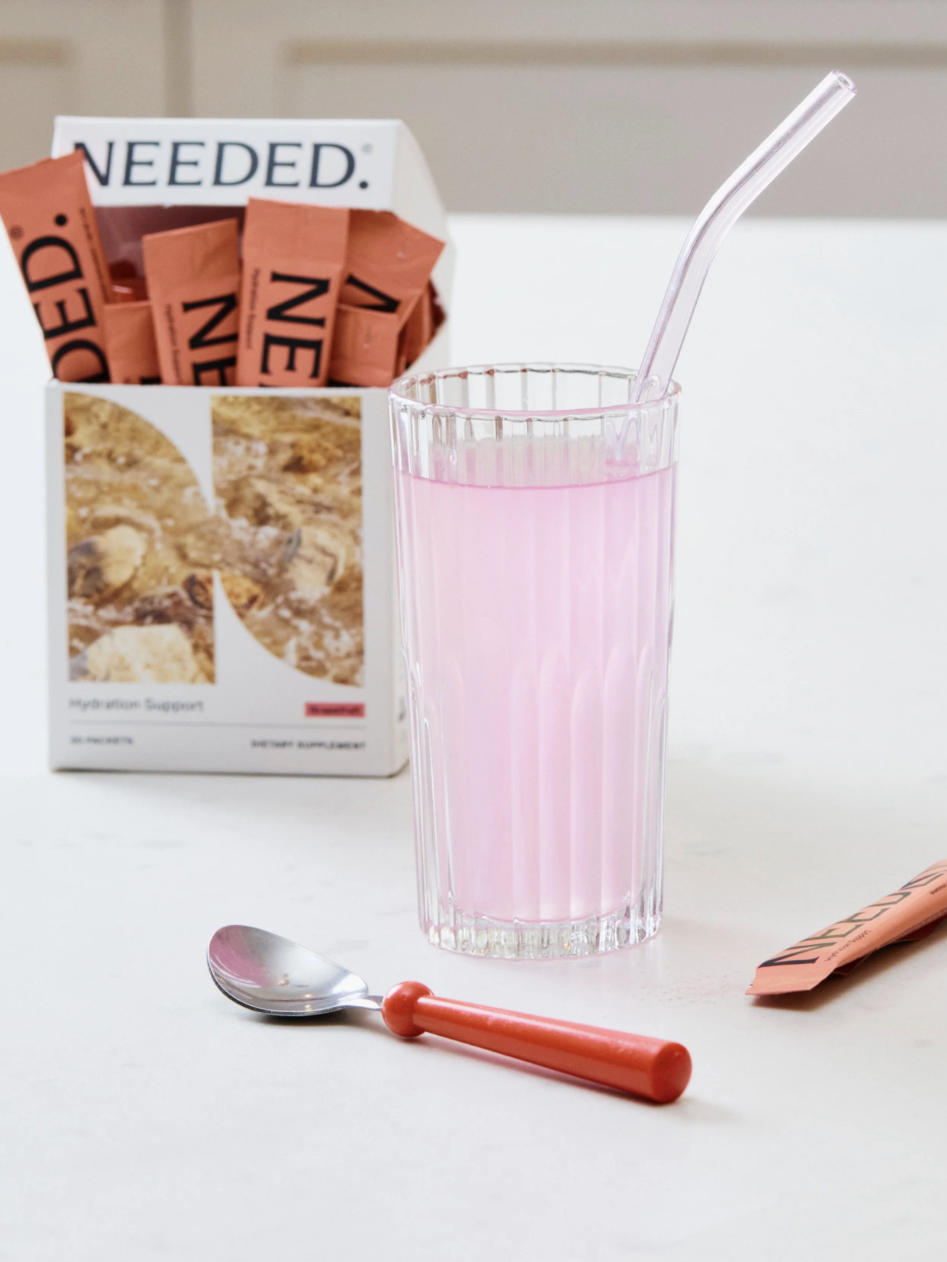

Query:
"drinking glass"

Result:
[[390, 364, 680, 959]]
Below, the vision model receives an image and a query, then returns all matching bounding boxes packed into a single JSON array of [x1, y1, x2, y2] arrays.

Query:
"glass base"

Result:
[[422, 888, 662, 960]]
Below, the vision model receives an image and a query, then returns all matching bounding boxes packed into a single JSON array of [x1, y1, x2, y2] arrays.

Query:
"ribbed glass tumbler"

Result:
[[389, 364, 680, 959]]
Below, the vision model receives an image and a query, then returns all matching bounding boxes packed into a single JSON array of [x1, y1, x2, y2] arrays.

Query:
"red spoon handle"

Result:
[[381, 981, 691, 1103]]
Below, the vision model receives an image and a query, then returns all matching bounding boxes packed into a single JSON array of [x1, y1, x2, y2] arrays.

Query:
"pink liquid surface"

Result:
[[399, 465, 675, 928]]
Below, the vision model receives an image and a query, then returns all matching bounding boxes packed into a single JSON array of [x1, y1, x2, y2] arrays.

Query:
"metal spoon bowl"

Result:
[[207, 924, 382, 1016]]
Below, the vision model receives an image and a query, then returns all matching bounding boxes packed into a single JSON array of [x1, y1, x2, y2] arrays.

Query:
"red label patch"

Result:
[[305, 702, 365, 718]]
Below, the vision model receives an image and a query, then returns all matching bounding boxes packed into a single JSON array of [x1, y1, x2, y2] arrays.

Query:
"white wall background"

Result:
[[1, 0, 947, 214]]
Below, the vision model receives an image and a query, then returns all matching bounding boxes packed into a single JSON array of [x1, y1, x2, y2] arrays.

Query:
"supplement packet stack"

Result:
[[0, 151, 444, 390]]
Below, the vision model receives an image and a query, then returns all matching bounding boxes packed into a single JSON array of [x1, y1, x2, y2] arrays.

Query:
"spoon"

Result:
[[207, 924, 692, 1103]]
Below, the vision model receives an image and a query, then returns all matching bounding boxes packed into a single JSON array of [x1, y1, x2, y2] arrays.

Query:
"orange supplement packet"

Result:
[[0, 149, 113, 382], [396, 285, 434, 377], [329, 304, 401, 388], [102, 301, 161, 384], [236, 198, 348, 388], [339, 210, 444, 328], [331, 212, 444, 386], [747, 859, 947, 996], [142, 218, 241, 386]]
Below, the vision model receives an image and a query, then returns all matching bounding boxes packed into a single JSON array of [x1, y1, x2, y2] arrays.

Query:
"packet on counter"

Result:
[[102, 301, 160, 384], [0, 150, 113, 382], [236, 198, 348, 388], [142, 217, 241, 385], [747, 859, 947, 995]]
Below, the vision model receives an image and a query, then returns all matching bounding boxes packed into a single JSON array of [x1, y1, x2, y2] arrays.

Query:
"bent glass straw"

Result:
[[631, 70, 856, 404]]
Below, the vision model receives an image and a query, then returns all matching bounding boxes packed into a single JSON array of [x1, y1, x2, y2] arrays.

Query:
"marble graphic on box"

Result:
[[212, 394, 364, 686], [64, 393, 216, 683]]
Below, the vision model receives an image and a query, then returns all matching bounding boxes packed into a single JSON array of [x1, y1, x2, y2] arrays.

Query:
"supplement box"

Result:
[[43, 116, 452, 774]]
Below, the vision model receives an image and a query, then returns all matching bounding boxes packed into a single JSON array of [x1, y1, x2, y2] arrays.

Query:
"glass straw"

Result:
[[631, 70, 856, 404]]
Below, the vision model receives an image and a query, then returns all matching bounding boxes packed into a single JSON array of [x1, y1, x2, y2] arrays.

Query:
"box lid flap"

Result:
[[51, 117, 446, 238]]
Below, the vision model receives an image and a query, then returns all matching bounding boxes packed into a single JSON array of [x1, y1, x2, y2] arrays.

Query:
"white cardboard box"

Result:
[[44, 117, 451, 775]]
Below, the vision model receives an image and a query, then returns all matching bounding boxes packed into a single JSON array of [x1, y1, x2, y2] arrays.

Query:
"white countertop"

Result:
[[2, 214, 946, 1261]]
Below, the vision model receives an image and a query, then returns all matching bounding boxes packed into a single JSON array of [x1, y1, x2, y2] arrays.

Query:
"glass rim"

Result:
[[389, 361, 681, 420]]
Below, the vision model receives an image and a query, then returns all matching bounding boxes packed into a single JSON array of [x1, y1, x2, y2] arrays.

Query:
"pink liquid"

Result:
[[399, 466, 675, 930]]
